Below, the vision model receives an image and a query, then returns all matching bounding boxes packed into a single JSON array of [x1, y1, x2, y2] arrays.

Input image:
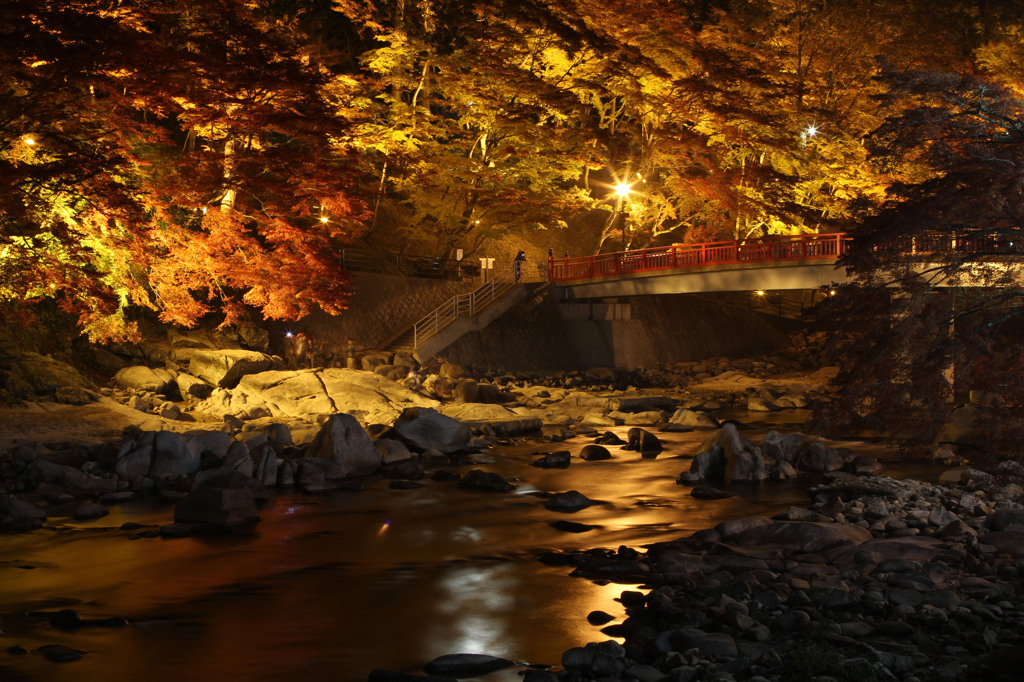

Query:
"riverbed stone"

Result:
[[0, 494, 47, 530], [148, 431, 200, 479], [113, 365, 174, 394], [624, 427, 662, 456], [665, 408, 719, 430], [422, 653, 515, 677], [457, 469, 514, 492], [545, 490, 599, 512], [580, 444, 612, 461], [307, 413, 380, 478], [532, 451, 571, 468], [730, 520, 873, 552], [393, 407, 471, 453]]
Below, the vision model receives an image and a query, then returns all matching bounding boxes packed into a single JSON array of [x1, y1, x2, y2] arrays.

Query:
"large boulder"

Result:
[[148, 431, 201, 479], [189, 349, 274, 389], [693, 424, 767, 482], [115, 445, 153, 482], [0, 494, 47, 530], [665, 408, 719, 430], [759, 431, 811, 465], [624, 427, 662, 456], [113, 366, 174, 394], [195, 369, 439, 425], [393, 407, 471, 454], [175, 373, 212, 400], [307, 413, 381, 478], [2, 351, 97, 404], [730, 520, 873, 553]]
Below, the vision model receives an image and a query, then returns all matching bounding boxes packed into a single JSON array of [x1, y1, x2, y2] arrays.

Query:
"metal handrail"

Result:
[[411, 276, 516, 348], [548, 233, 851, 283]]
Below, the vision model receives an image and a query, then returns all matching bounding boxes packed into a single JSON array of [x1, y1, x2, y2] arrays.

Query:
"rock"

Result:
[[544, 490, 600, 512], [73, 503, 109, 521], [580, 444, 612, 461], [730, 520, 873, 553], [800, 440, 848, 472], [375, 364, 411, 382], [0, 494, 47, 530], [848, 454, 885, 475], [195, 369, 439, 425], [2, 351, 97, 404], [624, 427, 662, 456], [747, 396, 781, 411], [393, 407, 471, 454], [690, 485, 733, 500], [532, 451, 571, 468], [307, 413, 381, 478], [594, 431, 626, 445], [149, 431, 200, 479], [690, 447, 725, 481], [252, 444, 279, 486], [562, 641, 626, 677], [38, 644, 86, 662], [549, 519, 600, 533], [422, 653, 515, 677], [452, 379, 479, 403], [188, 349, 275, 388], [457, 469, 514, 492], [694, 424, 766, 482], [361, 353, 390, 372], [185, 430, 233, 461], [175, 373, 212, 399], [173, 487, 260, 526], [979, 530, 1024, 556], [375, 438, 414, 464], [192, 466, 264, 495], [113, 366, 174, 394], [760, 430, 811, 465], [386, 460, 425, 481], [665, 408, 719, 430]]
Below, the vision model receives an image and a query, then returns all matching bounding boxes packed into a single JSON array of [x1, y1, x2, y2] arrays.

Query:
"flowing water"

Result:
[[0, 413, 937, 682]]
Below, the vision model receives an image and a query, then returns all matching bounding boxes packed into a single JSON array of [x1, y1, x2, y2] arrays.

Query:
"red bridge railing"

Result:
[[548, 233, 851, 283]]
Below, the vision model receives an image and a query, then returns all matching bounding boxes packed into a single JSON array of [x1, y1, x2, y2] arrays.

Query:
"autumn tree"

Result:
[[347, 0, 603, 258], [0, 0, 365, 342]]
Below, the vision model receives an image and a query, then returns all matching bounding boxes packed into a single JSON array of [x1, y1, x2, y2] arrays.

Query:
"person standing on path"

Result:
[[513, 250, 526, 283], [346, 338, 358, 369]]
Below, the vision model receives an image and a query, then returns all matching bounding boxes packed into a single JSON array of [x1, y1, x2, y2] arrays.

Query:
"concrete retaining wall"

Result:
[[437, 291, 798, 372], [281, 272, 801, 372]]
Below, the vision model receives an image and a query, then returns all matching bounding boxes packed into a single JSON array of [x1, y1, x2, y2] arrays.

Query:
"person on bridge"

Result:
[[513, 250, 526, 282]]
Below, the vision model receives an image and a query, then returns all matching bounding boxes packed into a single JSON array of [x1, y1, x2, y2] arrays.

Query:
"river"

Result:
[[0, 412, 932, 682]]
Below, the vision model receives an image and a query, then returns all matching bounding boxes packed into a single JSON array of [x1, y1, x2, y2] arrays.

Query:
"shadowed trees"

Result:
[[818, 65, 1024, 453]]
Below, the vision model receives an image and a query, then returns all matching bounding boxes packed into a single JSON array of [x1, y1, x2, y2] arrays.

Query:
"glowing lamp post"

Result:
[[614, 183, 631, 250]]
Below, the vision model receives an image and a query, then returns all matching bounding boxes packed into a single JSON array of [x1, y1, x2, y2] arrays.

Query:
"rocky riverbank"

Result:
[[2, 329, 1018, 681]]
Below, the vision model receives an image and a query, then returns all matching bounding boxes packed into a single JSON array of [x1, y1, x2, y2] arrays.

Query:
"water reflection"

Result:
[[0, 417, 940, 682]]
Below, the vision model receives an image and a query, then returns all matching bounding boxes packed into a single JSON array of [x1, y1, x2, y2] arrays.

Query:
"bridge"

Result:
[[374, 231, 1022, 360], [378, 233, 852, 360], [547, 233, 853, 299]]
